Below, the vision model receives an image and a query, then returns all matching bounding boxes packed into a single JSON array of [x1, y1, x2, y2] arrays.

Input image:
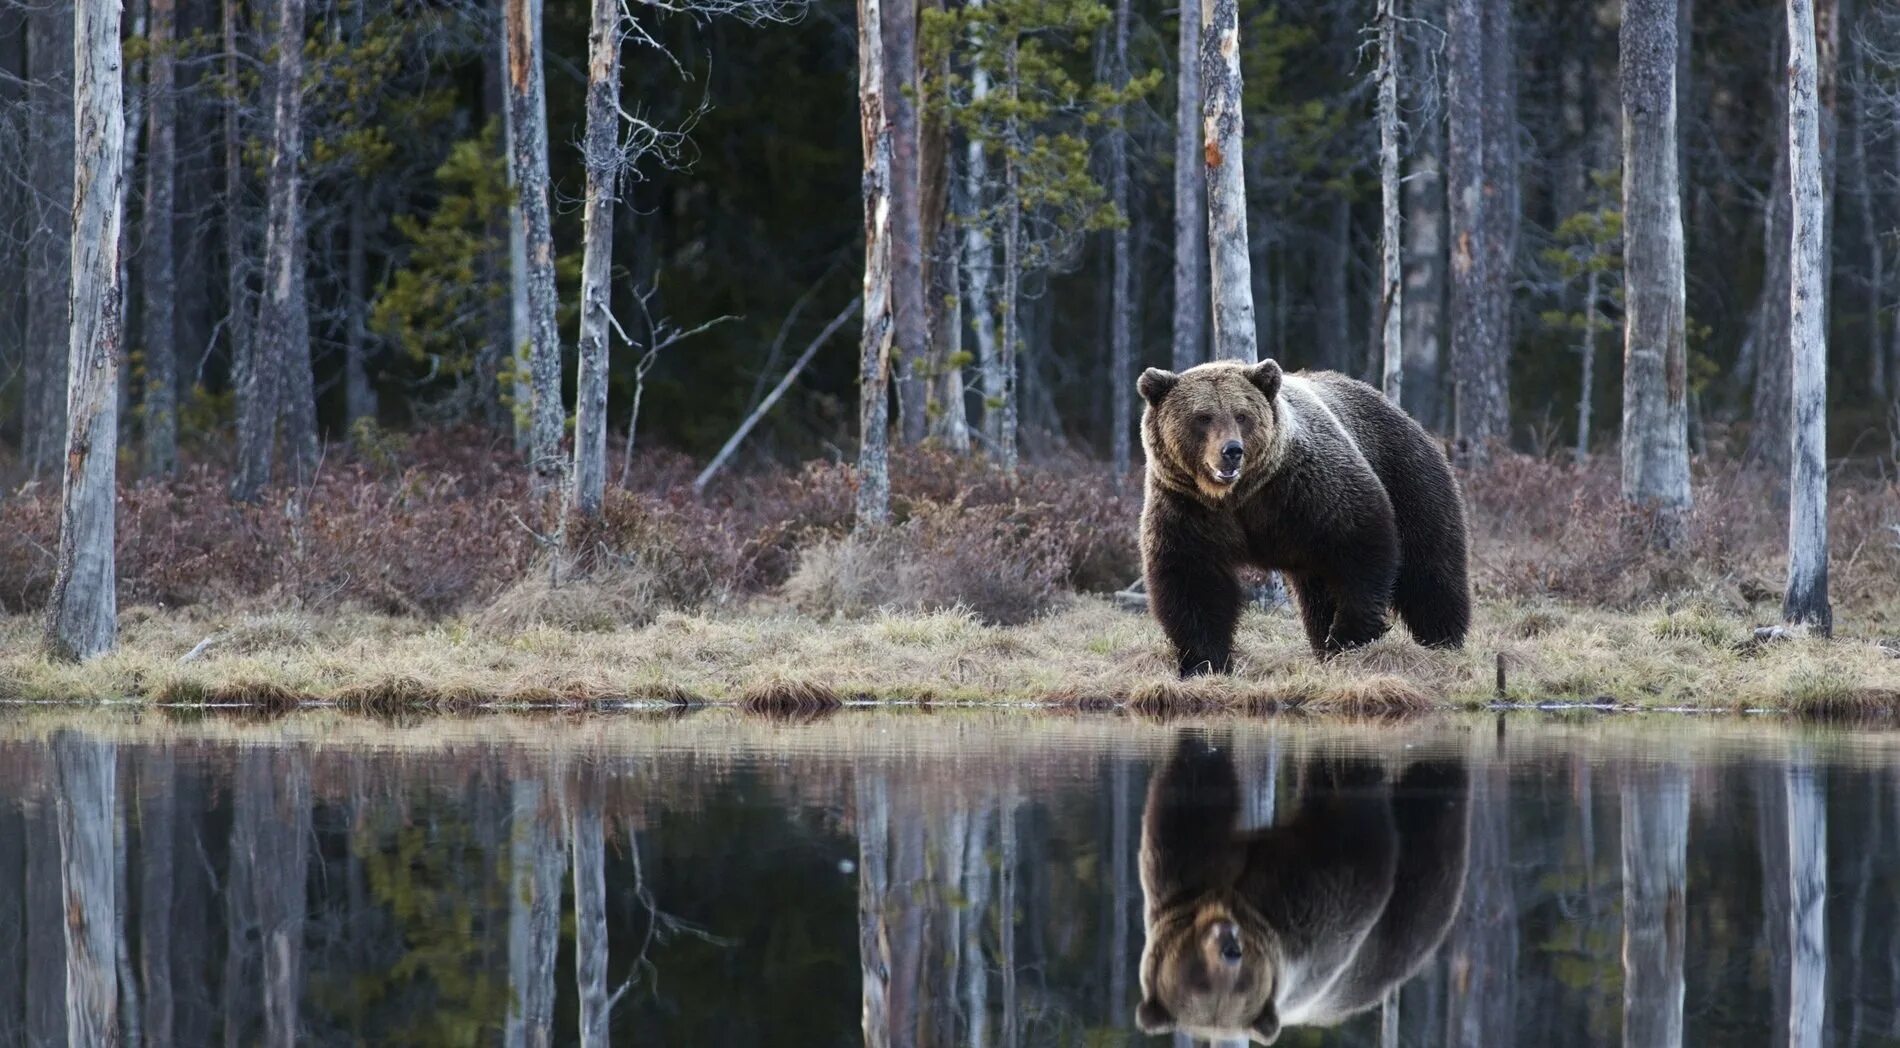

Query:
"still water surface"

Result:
[[0, 711, 1893, 1047]]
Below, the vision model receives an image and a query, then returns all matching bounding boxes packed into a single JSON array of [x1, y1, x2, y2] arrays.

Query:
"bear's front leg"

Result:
[[1145, 552, 1243, 676], [1318, 537, 1399, 656]]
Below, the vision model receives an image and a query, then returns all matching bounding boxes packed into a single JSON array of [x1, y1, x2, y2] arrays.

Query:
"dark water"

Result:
[[0, 711, 1894, 1047]]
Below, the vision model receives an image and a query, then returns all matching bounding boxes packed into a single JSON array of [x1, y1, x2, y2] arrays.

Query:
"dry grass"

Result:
[[3, 595, 1898, 713]]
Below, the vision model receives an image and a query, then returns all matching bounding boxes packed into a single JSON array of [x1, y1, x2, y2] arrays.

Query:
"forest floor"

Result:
[[3, 595, 1897, 715]]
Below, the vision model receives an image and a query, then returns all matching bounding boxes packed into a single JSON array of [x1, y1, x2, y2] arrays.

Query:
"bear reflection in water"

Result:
[[1135, 732, 1471, 1044]]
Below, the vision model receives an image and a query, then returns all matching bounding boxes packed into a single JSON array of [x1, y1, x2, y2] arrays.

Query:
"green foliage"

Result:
[[1539, 169, 1625, 339]]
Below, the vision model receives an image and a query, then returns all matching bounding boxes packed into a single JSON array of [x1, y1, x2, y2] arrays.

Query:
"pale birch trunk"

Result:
[[1109, 0, 1133, 476], [999, 34, 1022, 471], [857, 772, 893, 1048], [1446, 0, 1491, 455], [573, 0, 621, 516], [1620, 764, 1688, 1048], [1403, 8, 1447, 431], [45, 0, 127, 662], [24, 2, 73, 478], [887, 0, 929, 446], [506, 779, 563, 1048], [569, 787, 609, 1047], [504, 0, 565, 495], [1785, 760, 1827, 1048], [1377, 0, 1403, 405], [1171, 0, 1207, 371], [963, 17, 1002, 450], [142, 0, 178, 477], [1201, 0, 1257, 364], [1784, 0, 1832, 634], [858, 0, 895, 522], [921, 15, 967, 453], [960, 804, 991, 1048], [56, 733, 120, 1048], [272, 0, 316, 489], [1620, 0, 1692, 542]]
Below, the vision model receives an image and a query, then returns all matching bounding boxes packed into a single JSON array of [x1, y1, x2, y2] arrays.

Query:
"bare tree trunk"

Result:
[[1849, 38, 1885, 402], [887, 0, 929, 446], [25, 1, 73, 477], [1404, 9, 1447, 431], [46, 0, 127, 663], [1109, 0, 1133, 476], [1620, 0, 1692, 543], [963, 11, 1001, 450], [1171, 0, 1207, 371], [857, 772, 893, 1048], [56, 733, 120, 1048], [1785, 0, 1832, 634], [999, 797, 1018, 1048], [1378, 0, 1403, 405], [139, 750, 177, 1048], [501, 0, 532, 452], [343, 201, 376, 427], [920, 12, 967, 453], [999, 34, 1022, 471], [960, 804, 991, 1048], [1620, 764, 1688, 1048], [858, 0, 895, 522], [222, 0, 251, 457], [1578, 264, 1598, 456], [247, 751, 308, 1048], [142, 0, 178, 477], [504, 0, 565, 495], [1785, 760, 1827, 1048], [506, 779, 563, 1048], [1475, 0, 1516, 445], [573, 0, 621, 517], [1201, 0, 1257, 365], [569, 784, 609, 1047], [1446, 0, 1492, 455]]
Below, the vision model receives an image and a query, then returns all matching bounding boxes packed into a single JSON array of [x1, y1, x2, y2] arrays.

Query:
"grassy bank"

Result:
[[3, 596, 1896, 714]]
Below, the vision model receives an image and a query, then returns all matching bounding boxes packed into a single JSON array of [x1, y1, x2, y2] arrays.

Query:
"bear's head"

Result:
[[1136, 898, 1280, 1043], [1139, 360, 1286, 502]]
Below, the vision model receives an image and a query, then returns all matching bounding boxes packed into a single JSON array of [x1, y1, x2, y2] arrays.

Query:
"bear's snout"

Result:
[[1211, 920, 1244, 964], [1219, 440, 1244, 465]]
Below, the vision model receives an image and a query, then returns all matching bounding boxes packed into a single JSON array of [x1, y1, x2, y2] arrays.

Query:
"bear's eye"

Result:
[[1235, 412, 1255, 428], [1192, 412, 1213, 427]]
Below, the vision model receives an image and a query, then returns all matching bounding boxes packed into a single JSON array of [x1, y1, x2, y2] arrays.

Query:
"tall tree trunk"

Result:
[[1403, 7, 1447, 432], [56, 733, 120, 1048], [856, 772, 893, 1048], [1463, 0, 1514, 450], [25, 0, 74, 477], [960, 804, 991, 1048], [504, 0, 565, 496], [142, 0, 178, 477], [1446, 0, 1493, 455], [46, 0, 128, 662], [1109, 0, 1133, 477], [857, 0, 895, 521], [1444, 768, 1516, 1046], [344, 201, 377, 427], [1785, 760, 1827, 1048], [573, 0, 621, 517], [273, 0, 315, 487], [1200, 0, 1257, 364], [506, 778, 563, 1048], [1578, 264, 1598, 456], [1784, 0, 1832, 634], [1848, 32, 1885, 402], [500, 0, 533, 451], [569, 783, 609, 1047], [962, 6, 1000, 451], [0, 9, 23, 458], [999, 33, 1022, 471], [222, 0, 251, 455], [1620, 764, 1688, 1048], [139, 750, 177, 1048], [920, 3, 967, 452], [241, 751, 308, 1048], [1171, 0, 1207, 371], [888, 0, 928, 446], [1620, 0, 1693, 543], [1377, 0, 1403, 406]]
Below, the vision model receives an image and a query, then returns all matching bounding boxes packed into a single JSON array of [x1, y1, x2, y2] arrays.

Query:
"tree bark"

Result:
[[999, 33, 1022, 471], [1578, 264, 1598, 456], [920, 4, 967, 452], [504, 0, 565, 496], [45, 0, 127, 662], [25, 0, 74, 478], [1171, 0, 1207, 371], [142, 0, 178, 478], [962, 5, 1001, 451], [241, 750, 308, 1048], [1109, 0, 1133, 476], [1446, 0, 1493, 454], [887, 0, 929, 446], [1377, 0, 1403, 406], [344, 200, 377, 427], [1785, 760, 1827, 1048], [1201, 0, 1258, 364], [1620, 0, 1693, 542], [1403, 7, 1446, 431], [570, 785, 609, 1047], [1784, 0, 1832, 634], [1848, 30, 1885, 402], [1477, 0, 1516, 443], [1620, 764, 1688, 1048], [56, 733, 120, 1048], [573, 0, 621, 517], [222, 0, 252, 459], [501, 0, 533, 452], [856, 772, 893, 1048], [858, 0, 895, 521], [506, 778, 563, 1048]]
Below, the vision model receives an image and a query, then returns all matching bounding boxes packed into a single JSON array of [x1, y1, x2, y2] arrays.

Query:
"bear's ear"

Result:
[[1244, 359, 1283, 400], [1247, 1000, 1281, 1045], [1135, 997, 1174, 1034], [1139, 368, 1181, 405]]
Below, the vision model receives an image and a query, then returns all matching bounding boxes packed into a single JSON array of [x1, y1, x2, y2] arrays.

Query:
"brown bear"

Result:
[[1138, 359, 1469, 673], [1134, 732, 1471, 1044]]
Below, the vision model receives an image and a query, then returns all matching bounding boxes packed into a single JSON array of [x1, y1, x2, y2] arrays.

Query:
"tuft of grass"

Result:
[[739, 677, 844, 718], [1652, 608, 1738, 648]]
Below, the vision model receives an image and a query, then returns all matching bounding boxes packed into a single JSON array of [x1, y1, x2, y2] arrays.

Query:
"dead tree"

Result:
[[504, 0, 566, 496], [142, 0, 179, 477], [1201, 0, 1258, 364], [1784, 0, 1833, 635], [1377, 0, 1403, 405], [1109, 0, 1134, 475], [46, 0, 129, 662], [573, 0, 624, 517], [55, 733, 120, 1047], [1171, 0, 1207, 371], [858, 0, 896, 523]]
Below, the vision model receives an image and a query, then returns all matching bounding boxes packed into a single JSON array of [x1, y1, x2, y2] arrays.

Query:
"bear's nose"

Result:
[[1215, 922, 1243, 963], [1220, 440, 1244, 463]]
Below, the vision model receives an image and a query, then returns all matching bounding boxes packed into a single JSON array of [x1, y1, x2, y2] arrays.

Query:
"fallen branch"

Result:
[[693, 296, 860, 495]]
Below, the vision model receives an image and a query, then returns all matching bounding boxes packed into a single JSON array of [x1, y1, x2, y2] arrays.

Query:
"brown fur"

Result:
[[1138, 360, 1470, 673], [1136, 732, 1471, 1044]]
